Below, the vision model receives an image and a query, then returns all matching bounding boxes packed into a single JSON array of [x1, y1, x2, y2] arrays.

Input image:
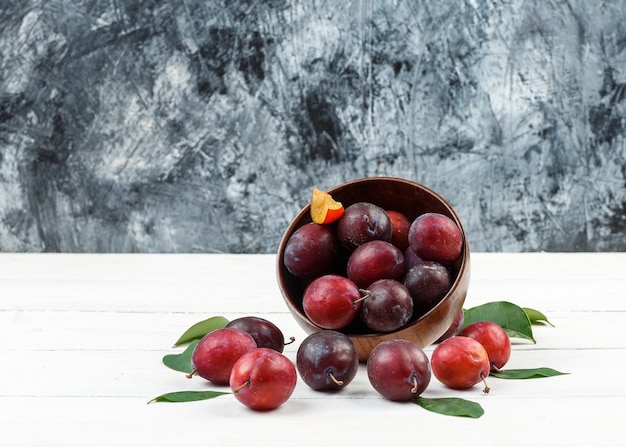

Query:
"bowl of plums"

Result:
[[276, 177, 470, 361]]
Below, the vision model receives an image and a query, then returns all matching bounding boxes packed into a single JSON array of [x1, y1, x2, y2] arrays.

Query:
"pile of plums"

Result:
[[186, 316, 297, 411], [296, 317, 511, 400], [186, 314, 512, 411], [181, 191, 519, 412], [282, 201, 464, 334]]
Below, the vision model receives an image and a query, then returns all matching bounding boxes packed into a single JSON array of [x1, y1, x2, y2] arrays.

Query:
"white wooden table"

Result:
[[1, 253, 624, 446]]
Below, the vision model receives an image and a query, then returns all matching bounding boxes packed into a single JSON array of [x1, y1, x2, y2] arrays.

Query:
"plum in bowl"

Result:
[[276, 177, 470, 362]]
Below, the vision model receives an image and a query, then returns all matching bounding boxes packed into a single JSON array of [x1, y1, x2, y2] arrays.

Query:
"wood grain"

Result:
[[0, 253, 624, 446]]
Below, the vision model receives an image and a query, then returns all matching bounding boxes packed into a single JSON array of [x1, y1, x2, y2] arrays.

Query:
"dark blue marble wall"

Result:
[[1, 1, 625, 253]]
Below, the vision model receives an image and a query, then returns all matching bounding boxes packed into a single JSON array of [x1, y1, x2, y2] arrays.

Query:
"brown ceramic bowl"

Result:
[[276, 177, 470, 361]]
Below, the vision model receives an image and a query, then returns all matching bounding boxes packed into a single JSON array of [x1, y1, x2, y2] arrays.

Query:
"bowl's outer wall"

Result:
[[276, 177, 470, 361]]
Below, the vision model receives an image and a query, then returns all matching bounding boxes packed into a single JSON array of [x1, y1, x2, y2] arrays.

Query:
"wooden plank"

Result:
[[1, 309, 624, 351], [0, 394, 623, 447], [0, 253, 625, 446], [0, 253, 623, 312], [0, 337, 621, 398]]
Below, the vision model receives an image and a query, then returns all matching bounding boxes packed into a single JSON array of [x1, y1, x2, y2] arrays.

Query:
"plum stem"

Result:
[[353, 289, 371, 304], [328, 371, 344, 386], [480, 372, 490, 394], [410, 374, 419, 394], [232, 380, 251, 394], [284, 336, 296, 346], [186, 369, 196, 379], [490, 362, 504, 374]]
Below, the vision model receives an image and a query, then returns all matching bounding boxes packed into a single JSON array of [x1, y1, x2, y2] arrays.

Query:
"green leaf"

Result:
[[416, 396, 484, 418], [173, 316, 229, 347], [523, 307, 555, 327], [503, 329, 532, 341], [163, 339, 200, 374], [148, 390, 231, 404], [462, 301, 535, 343], [491, 367, 569, 379]]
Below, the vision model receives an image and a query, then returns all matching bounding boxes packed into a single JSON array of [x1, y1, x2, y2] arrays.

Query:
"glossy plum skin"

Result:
[[283, 222, 340, 279], [458, 321, 511, 371], [229, 348, 297, 411], [191, 328, 257, 385], [347, 240, 404, 288], [226, 316, 286, 353], [386, 210, 411, 252], [431, 336, 490, 391], [360, 279, 413, 332], [408, 212, 463, 264], [336, 202, 392, 251], [296, 330, 359, 391], [403, 261, 451, 317], [367, 340, 431, 401], [302, 274, 362, 329]]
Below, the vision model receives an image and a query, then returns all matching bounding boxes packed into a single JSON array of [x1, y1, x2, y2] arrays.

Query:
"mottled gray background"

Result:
[[1, 1, 625, 253]]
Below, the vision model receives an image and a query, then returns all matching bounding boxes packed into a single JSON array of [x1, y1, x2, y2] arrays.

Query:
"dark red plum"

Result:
[[302, 274, 363, 329], [367, 339, 431, 401], [347, 240, 404, 288], [226, 316, 289, 353], [386, 209, 411, 252], [283, 222, 340, 279], [408, 212, 463, 264], [296, 330, 359, 391], [458, 321, 511, 372], [360, 279, 413, 332], [336, 202, 392, 251], [190, 328, 257, 385], [230, 348, 297, 411], [431, 336, 490, 392], [403, 261, 451, 317]]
